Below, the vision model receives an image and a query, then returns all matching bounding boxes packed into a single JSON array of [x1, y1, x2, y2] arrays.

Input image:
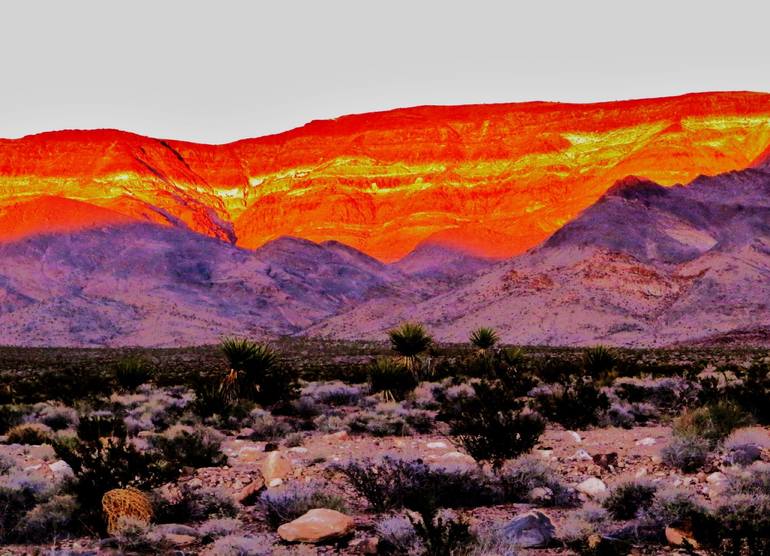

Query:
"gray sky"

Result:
[[2, 0, 769, 144]]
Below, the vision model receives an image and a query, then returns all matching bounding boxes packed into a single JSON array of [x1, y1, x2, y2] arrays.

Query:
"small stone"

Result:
[[500, 510, 555, 548], [567, 431, 582, 443], [268, 478, 283, 488], [289, 447, 308, 454], [572, 449, 593, 461], [165, 534, 196, 547], [277, 508, 354, 543], [426, 441, 449, 449], [528, 487, 553, 504], [635, 467, 648, 478], [576, 477, 607, 498], [238, 446, 262, 463], [636, 437, 657, 446]]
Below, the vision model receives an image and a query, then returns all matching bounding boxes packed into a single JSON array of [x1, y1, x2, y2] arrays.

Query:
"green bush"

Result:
[[114, 357, 152, 391], [534, 377, 609, 429], [5, 423, 53, 445], [220, 338, 297, 406], [152, 426, 226, 472], [388, 323, 432, 372], [442, 380, 544, 468], [260, 483, 347, 527], [673, 402, 751, 447], [661, 436, 710, 473], [602, 480, 657, 520], [469, 327, 499, 351], [499, 456, 577, 507]]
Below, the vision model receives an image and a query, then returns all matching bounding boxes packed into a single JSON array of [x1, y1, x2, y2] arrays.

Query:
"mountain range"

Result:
[[1, 92, 769, 346]]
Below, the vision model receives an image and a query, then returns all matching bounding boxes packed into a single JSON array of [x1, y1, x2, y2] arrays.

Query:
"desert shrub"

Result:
[[13, 494, 77, 543], [205, 534, 273, 556], [114, 357, 153, 391], [661, 436, 710, 472], [337, 456, 498, 512], [246, 408, 293, 440], [31, 402, 79, 431], [198, 517, 241, 541], [289, 396, 322, 420], [5, 423, 53, 445], [345, 409, 409, 437], [714, 493, 770, 555], [498, 456, 577, 507], [0, 404, 25, 434], [152, 426, 226, 471], [53, 424, 167, 530], [673, 402, 751, 447], [0, 484, 38, 543], [312, 413, 347, 433], [76, 413, 127, 442], [260, 482, 347, 527], [156, 485, 239, 523], [725, 427, 770, 451], [726, 360, 770, 425], [642, 488, 712, 532], [614, 377, 695, 414], [534, 377, 609, 429], [532, 355, 582, 384], [606, 403, 635, 429], [302, 381, 363, 406], [368, 358, 418, 401], [602, 480, 657, 520], [408, 505, 475, 556], [376, 516, 419, 553], [441, 380, 544, 468], [400, 408, 434, 433]]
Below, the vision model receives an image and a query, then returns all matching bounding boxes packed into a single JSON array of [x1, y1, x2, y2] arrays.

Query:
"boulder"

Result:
[[636, 437, 657, 446], [576, 477, 607, 498], [48, 460, 74, 481], [665, 525, 699, 548], [261, 451, 291, 487], [500, 510, 554, 548], [277, 509, 354, 543], [567, 431, 582, 443]]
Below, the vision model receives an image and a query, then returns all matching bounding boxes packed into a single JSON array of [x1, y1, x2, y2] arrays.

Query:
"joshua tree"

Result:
[[469, 327, 499, 353], [582, 345, 618, 386], [388, 322, 432, 372]]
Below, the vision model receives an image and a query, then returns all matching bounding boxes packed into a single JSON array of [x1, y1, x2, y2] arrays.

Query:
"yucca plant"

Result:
[[219, 337, 295, 406], [368, 357, 419, 402], [469, 327, 499, 352], [583, 345, 618, 386], [388, 322, 432, 373]]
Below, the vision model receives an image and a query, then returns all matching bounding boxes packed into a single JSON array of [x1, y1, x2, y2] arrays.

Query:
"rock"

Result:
[[576, 477, 607, 498], [636, 437, 657, 446], [324, 431, 349, 441], [426, 441, 448, 449], [261, 451, 291, 486], [237, 446, 262, 463], [268, 478, 284, 488], [665, 525, 699, 548], [151, 523, 199, 537], [288, 446, 308, 454], [277, 509, 354, 543], [350, 536, 379, 554], [567, 431, 582, 443], [500, 510, 555, 548], [437, 451, 475, 465], [635, 467, 648, 478], [237, 427, 255, 439], [236, 477, 264, 503], [48, 460, 74, 481], [572, 449, 593, 461], [165, 534, 196, 547], [528, 487, 553, 504]]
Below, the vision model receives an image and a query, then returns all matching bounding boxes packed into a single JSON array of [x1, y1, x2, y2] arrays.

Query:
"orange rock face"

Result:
[[1, 92, 769, 260]]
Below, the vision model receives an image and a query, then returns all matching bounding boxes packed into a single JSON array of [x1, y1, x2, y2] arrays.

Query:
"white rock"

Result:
[[567, 431, 582, 443], [576, 477, 607, 498], [268, 478, 284, 488], [426, 441, 449, 450], [289, 447, 308, 454], [48, 460, 74, 481], [636, 437, 657, 446], [572, 449, 593, 461]]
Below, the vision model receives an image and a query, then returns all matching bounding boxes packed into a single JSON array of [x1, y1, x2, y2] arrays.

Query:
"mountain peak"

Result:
[[602, 176, 669, 201]]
